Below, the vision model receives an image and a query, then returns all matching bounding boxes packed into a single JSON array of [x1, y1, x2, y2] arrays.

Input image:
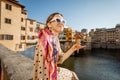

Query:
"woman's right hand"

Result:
[[71, 43, 85, 52]]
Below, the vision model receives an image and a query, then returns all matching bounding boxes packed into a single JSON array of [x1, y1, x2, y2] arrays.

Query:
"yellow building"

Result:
[[65, 27, 73, 42], [59, 27, 75, 42], [0, 0, 26, 51]]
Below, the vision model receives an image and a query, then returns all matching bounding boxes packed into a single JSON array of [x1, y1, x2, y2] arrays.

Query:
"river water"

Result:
[[19, 47, 120, 80]]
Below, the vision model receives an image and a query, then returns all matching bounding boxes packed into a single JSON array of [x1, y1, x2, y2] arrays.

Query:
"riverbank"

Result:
[[73, 48, 120, 61]]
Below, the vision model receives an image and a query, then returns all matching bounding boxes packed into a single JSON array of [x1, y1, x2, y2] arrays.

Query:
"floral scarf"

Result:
[[38, 29, 59, 80]]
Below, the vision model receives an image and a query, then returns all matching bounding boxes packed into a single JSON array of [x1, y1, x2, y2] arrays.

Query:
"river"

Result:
[[19, 47, 120, 80]]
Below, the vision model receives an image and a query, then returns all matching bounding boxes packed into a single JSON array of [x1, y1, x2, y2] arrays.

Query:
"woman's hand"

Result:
[[71, 43, 85, 51], [59, 43, 85, 63]]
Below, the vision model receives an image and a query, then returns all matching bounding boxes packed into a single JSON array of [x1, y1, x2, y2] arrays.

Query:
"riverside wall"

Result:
[[0, 44, 33, 80]]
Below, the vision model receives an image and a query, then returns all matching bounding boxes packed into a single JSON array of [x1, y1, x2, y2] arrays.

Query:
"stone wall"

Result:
[[0, 44, 33, 80]]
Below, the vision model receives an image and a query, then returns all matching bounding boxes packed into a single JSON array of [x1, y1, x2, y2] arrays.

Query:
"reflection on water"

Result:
[[19, 48, 120, 80], [59, 49, 120, 80]]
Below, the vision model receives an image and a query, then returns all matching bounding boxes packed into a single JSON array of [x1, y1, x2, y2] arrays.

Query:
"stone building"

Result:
[[0, 0, 45, 51], [0, 0, 26, 51], [89, 24, 120, 49], [26, 18, 37, 48]]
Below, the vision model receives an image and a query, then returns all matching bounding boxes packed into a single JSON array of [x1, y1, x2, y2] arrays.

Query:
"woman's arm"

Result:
[[58, 43, 85, 64]]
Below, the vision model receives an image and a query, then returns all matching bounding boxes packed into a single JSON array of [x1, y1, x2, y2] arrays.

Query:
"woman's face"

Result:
[[48, 14, 65, 34]]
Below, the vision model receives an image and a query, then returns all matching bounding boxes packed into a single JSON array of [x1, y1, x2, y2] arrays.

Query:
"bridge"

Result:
[[0, 44, 33, 80]]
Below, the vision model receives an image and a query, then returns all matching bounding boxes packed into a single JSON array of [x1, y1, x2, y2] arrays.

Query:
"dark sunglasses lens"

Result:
[[56, 19, 61, 23], [62, 20, 65, 24]]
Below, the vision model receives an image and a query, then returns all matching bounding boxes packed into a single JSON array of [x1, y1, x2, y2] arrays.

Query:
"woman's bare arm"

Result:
[[58, 43, 85, 64]]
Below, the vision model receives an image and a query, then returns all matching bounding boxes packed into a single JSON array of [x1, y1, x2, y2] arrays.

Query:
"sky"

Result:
[[18, 0, 120, 32]]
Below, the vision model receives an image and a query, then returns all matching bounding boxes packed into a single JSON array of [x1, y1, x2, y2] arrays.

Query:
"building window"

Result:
[[0, 34, 13, 40], [30, 27, 33, 32], [4, 35, 13, 40], [6, 4, 12, 10], [32, 36, 34, 39], [27, 35, 34, 40], [5, 18, 11, 24], [69, 33, 71, 35], [27, 35, 29, 39], [21, 27, 25, 30], [21, 12, 27, 15], [30, 20, 33, 24], [21, 35, 25, 40], [21, 18, 23, 22], [19, 44, 22, 48], [0, 35, 4, 40]]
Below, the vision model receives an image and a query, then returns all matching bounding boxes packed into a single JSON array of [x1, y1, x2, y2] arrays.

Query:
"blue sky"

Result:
[[18, 0, 120, 32]]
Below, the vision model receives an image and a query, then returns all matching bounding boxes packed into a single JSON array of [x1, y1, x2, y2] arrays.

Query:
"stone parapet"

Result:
[[0, 44, 33, 80]]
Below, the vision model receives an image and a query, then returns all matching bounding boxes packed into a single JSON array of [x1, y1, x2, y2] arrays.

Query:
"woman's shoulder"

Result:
[[38, 29, 51, 38]]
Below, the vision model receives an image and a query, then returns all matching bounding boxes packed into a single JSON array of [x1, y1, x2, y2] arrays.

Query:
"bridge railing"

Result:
[[0, 44, 33, 80]]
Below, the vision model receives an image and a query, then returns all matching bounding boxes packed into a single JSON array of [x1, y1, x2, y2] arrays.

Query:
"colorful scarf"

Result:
[[38, 29, 59, 80]]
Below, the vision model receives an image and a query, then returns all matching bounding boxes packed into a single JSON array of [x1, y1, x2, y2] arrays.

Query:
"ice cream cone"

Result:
[[76, 38, 81, 53]]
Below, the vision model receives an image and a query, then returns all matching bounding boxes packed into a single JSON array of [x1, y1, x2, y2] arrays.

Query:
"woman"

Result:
[[33, 12, 85, 80]]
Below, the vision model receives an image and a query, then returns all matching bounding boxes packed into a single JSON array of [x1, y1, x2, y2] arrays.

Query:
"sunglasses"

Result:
[[50, 18, 66, 24]]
